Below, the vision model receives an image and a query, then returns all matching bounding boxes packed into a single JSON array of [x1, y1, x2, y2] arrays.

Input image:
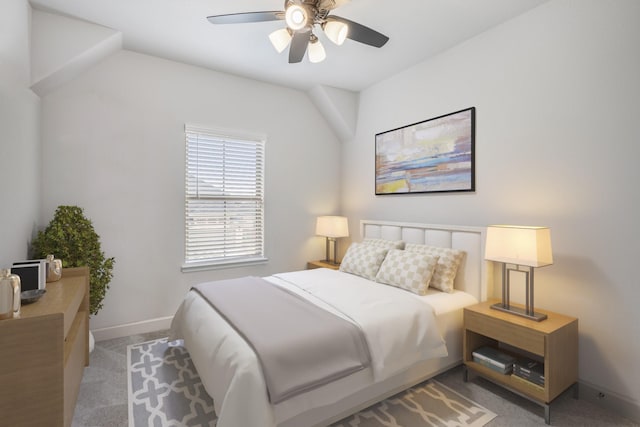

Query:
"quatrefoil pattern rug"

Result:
[[127, 338, 496, 427], [128, 338, 216, 427]]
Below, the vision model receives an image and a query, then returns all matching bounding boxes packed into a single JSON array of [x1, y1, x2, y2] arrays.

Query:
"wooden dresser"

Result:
[[0, 267, 90, 427]]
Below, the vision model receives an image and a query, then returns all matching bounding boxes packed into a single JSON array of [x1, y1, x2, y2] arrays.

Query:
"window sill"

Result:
[[181, 257, 269, 273]]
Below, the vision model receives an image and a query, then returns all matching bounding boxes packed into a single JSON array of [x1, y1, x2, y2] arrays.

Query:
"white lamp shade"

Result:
[[323, 20, 348, 45], [269, 28, 292, 53], [485, 225, 553, 267], [316, 216, 349, 238], [308, 39, 326, 63]]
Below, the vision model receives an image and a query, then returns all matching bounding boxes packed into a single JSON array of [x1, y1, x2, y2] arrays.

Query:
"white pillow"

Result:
[[362, 238, 405, 250], [405, 243, 465, 293], [339, 242, 389, 280], [375, 249, 440, 296]]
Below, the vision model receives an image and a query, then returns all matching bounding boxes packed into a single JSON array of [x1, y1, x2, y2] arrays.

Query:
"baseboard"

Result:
[[579, 379, 640, 424], [91, 316, 173, 342]]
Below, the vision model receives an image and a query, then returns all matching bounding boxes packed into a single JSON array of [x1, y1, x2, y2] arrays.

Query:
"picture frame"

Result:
[[11, 260, 47, 291], [375, 107, 475, 195]]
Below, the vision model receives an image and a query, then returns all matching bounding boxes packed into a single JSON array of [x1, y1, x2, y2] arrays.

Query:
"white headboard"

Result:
[[360, 220, 491, 302]]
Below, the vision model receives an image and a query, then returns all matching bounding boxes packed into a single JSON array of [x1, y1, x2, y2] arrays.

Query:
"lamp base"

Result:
[[491, 302, 548, 322]]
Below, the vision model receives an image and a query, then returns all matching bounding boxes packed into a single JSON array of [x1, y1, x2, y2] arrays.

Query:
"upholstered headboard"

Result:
[[360, 220, 491, 302]]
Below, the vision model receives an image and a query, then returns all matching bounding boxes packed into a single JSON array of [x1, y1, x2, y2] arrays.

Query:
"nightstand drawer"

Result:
[[465, 309, 545, 355]]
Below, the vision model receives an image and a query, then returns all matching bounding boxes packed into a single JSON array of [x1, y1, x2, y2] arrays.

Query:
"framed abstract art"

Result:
[[375, 107, 475, 195]]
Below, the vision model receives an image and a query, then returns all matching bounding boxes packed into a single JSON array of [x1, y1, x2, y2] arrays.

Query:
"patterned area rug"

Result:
[[127, 338, 496, 427]]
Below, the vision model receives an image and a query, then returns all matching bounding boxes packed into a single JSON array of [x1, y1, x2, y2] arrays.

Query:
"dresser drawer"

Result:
[[464, 309, 545, 355]]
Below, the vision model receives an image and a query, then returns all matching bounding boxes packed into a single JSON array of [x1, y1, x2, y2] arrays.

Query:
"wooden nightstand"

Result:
[[306, 260, 340, 270], [463, 299, 578, 424]]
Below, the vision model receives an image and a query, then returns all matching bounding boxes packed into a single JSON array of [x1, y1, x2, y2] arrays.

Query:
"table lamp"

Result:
[[485, 225, 553, 321], [316, 216, 349, 265]]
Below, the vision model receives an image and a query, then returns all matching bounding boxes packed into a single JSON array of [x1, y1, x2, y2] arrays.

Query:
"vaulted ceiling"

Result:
[[30, 0, 547, 92]]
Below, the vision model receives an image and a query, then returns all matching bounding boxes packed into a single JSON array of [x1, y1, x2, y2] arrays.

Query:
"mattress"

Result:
[[169, 268, 478, 427]]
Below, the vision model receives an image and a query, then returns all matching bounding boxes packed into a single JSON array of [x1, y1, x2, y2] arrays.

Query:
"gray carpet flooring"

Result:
[[73, 331, 638, 427]]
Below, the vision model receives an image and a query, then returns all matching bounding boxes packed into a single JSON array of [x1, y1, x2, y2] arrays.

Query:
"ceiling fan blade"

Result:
[[289, 30, 310, 63], [329, 16, 389, 48], [207, 11, 284, 25]]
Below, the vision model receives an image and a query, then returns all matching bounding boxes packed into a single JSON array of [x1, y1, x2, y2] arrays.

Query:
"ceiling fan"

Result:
[[207, 0, 389, 64]]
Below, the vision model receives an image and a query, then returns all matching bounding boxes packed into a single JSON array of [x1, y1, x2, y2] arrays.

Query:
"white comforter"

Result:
[[169, 268, 448, 427]]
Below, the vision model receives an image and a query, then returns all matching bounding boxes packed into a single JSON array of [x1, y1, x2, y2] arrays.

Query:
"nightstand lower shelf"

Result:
[[463, 362, 578, 424]]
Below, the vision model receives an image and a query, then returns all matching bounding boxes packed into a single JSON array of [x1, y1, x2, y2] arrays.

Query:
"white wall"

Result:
[[342, 0, 640, 415], [30, 8, 122, 97], [0, 0, 41, 268], [0, 0, 31, 86], [30, 8, 119, 84], [40, 50, 342, 331]]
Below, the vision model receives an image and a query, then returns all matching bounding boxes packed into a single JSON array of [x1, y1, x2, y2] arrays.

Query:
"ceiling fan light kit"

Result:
[[269, 27, 293, 53], [207, 0, 389, 64], [308, 35, 326, 63], [285, 4, 309, 30], [323, 20, 348, 45]]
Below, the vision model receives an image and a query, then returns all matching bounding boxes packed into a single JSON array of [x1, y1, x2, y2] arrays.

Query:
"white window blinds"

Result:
[[184, 125, 266, 268]]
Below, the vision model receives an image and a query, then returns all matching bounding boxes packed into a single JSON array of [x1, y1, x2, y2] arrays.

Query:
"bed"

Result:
[[169, 220, 491, 427]]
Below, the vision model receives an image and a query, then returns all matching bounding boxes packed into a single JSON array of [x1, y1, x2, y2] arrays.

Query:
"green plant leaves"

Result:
[[31, 205, 115, 316]]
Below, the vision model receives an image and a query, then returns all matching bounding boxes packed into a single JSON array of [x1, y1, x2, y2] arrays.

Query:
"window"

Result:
[[183, 125, 266, 271]]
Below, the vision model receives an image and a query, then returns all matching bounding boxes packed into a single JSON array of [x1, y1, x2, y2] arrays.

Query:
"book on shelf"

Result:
[[513, 368, 545, 386], [515, 356, 544, 374], [513, 356, 545, 386], [473, 355, 512, 374], [472, 346, 516, 374]]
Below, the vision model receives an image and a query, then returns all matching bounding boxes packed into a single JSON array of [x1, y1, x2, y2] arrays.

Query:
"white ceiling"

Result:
[[29, 0, 547, 92]]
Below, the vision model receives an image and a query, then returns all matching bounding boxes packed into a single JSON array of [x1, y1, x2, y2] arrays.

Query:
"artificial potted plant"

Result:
[[31, 205, 115, 351]]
